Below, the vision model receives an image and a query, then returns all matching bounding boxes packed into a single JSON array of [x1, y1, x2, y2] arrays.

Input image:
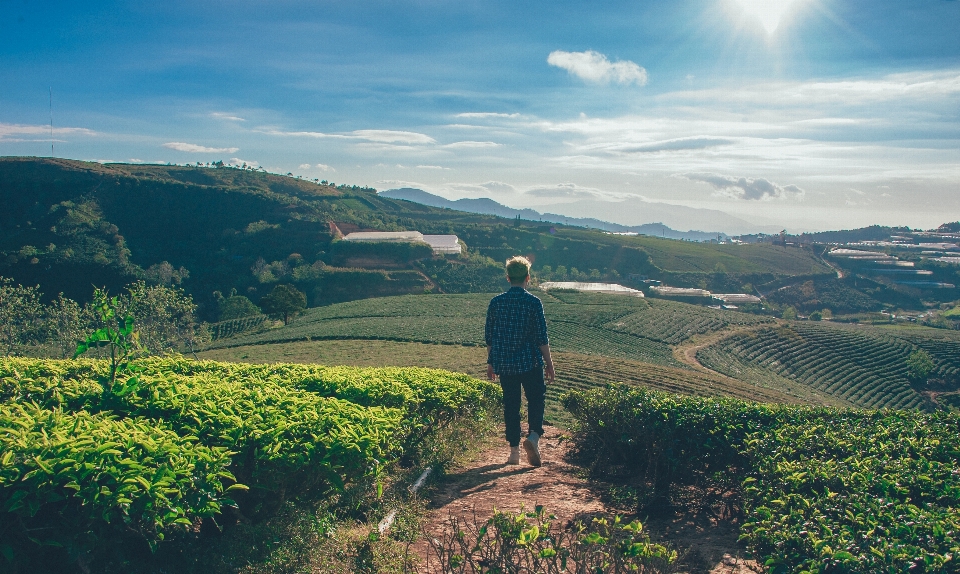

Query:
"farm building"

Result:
[[342, 231, 461, 255], [539, 282, 644, 297], [650, 286, 711, 297], [713, 293, 762, 304], [421, 235, 462, 254]]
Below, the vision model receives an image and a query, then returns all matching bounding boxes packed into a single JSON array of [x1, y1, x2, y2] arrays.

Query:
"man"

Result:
[[485, 256, 556, 467]]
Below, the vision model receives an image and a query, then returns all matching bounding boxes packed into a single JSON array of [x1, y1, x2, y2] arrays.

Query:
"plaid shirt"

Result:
[[485, 287, 549, 376]]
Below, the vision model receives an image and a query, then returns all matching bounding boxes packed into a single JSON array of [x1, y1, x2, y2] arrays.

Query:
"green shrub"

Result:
[[0, 403, 237, 567], [563, 386, 960, 573]]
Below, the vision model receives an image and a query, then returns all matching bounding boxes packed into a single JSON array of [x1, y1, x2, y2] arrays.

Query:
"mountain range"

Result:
[[378, 188, 775, 238]]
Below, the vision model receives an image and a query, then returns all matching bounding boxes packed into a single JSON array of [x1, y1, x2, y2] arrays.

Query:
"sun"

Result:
[[734, 0, 801, 34]]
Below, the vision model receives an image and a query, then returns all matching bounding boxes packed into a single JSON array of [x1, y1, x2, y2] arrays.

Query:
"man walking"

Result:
[[485, 256, 555, 467]]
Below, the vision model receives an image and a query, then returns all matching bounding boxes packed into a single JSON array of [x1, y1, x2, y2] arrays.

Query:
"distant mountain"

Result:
[[379, 188, 738, 240]]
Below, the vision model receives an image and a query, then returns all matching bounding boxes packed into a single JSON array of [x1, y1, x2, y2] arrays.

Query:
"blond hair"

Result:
[[505, 256, 532, 284]]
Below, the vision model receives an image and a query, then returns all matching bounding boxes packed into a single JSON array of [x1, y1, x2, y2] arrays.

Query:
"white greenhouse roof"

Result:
[[422, 235, 462, 254], [539, 282, 644, 297]]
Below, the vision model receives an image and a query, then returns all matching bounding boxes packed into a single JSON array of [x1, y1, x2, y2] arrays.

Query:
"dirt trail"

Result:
[[672, 325, 769, 380], [415, 427, 758, 573]]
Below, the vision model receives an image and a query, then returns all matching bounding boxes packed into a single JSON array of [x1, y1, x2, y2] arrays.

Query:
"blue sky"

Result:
[[2, 0, 958, 232]]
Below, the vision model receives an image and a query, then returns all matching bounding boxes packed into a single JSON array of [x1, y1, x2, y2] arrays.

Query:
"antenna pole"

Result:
[[49, 87, 54, 157]]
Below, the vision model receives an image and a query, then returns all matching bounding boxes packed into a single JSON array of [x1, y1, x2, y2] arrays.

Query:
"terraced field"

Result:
[[207, 291, 959, 414], [199, 340, 802, 428], [697, 322, 960, 410]]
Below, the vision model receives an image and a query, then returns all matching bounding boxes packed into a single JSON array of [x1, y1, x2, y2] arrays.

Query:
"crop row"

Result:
[[211, 291, 759, 368], [603, 298, 772, 345], [563, 385, 960, 573], [0, 357, 498, 568], [698, 324, 924, 410]]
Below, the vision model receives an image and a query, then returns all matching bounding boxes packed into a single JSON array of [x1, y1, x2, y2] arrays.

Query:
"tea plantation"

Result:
[[566, 385, 960, 573], [698, 322, 960, 410], [0, 357, 498, 571]]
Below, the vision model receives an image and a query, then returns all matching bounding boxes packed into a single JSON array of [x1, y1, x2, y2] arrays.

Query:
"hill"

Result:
[[380, 187, 737, 241], [1, 157, 832, 320]]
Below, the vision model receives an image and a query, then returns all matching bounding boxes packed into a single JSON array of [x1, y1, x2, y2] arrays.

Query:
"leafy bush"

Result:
[[563, 386, 960, 573], [426, 506, 677, 573], [0, 403, 237, 568]]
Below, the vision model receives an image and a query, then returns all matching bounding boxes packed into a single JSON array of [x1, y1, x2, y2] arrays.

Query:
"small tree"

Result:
[[74, 288, 141, 395], [121, 281, 208, 355], [906, 348, 935, 383], [782, 306, 798, 320], [218, 294, 261, 321], [260, 284, 307, 325], [46, 292, 83, 358], [0, 277, 44, 356]]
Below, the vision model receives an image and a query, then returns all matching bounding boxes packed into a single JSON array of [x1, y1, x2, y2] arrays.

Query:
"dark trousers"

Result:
[[500, 369, 546, 447]]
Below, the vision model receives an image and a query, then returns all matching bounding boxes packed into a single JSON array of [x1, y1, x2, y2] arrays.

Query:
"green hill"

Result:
[[1, 157, 833, 320]]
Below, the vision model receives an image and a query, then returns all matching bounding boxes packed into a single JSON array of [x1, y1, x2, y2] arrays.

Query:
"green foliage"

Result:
[[260, 284, 307, 324], [0, 356, 499, 569], [563, 386, 960, 573], [782, 306, 798, 320], [0, 277, 45, 355], [906, 348, 935, 382], [217, 294, 261, 321], [326, 239, 433, 266], [698, 323, 934, 410], [208, 292, 684, 367], [0, 403, 236, 567], [74, 288, 141, 393], [428, 506, 677, 573]]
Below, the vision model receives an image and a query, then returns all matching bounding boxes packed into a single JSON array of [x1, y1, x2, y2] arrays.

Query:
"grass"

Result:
[[199, 339, 812, 429]]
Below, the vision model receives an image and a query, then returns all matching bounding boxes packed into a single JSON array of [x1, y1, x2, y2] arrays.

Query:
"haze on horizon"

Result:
[[1, 0, 958, 233]]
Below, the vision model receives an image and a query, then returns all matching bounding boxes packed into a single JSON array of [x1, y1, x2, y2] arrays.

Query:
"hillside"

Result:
[[201, 290, 952, 411], [1, 157, 832, 320]]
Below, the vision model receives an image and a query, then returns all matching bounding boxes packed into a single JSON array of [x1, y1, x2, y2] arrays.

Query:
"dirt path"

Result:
[[415, 427, 758, 573], [672, 325, 768, 378]]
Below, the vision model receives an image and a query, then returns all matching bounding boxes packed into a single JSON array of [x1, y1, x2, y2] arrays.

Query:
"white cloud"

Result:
[[298, 163, 311, 169], [315, 163, 335, 172], [350, 130, 435, 144], [586, 136, 735, 154], [456, 112, 521, 119], [163, 142, 239, 153], [525, 183, 601, 199], [444, 141, 501, 148], [416, 165, 447, 170], [258, 127, 435, 145], [0, 122, 96, 141], [681, 173, 805, 201], [547, 50, 648, 86], [210, 112, 246, 122], [228, 157, 259, 167]]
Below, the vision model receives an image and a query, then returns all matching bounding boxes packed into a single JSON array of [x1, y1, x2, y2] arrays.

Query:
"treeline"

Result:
[[0, 277, 207, 358]]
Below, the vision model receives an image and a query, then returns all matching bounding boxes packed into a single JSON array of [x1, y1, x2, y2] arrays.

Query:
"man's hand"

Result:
[[487, 363, 496, 381], [540, 344, 555, 383]]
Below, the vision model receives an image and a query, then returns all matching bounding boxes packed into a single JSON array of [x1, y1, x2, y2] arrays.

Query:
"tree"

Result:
[[120, 281, 209, 355], [782, 306, 798, 320], [45, 292, 84, 358], [906, 349, 935, 383], [218, 294, 261, 321], [260, 284, 307, 325], [0, 277, 44, 356]]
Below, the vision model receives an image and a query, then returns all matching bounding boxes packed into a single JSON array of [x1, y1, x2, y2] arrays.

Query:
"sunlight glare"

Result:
[[735, 0, 799, 34]]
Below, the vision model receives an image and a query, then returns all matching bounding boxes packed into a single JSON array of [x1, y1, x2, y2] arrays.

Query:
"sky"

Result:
[[1, 0, 959, 233]]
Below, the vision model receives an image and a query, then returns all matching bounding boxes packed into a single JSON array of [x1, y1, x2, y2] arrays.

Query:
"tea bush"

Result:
[[564, 385, 960, 573]]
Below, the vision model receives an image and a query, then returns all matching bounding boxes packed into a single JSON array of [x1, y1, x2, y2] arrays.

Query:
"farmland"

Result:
[[206, 290, 960, 412], [0, 356, 498, 571], [698, 322, 960, 410]]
